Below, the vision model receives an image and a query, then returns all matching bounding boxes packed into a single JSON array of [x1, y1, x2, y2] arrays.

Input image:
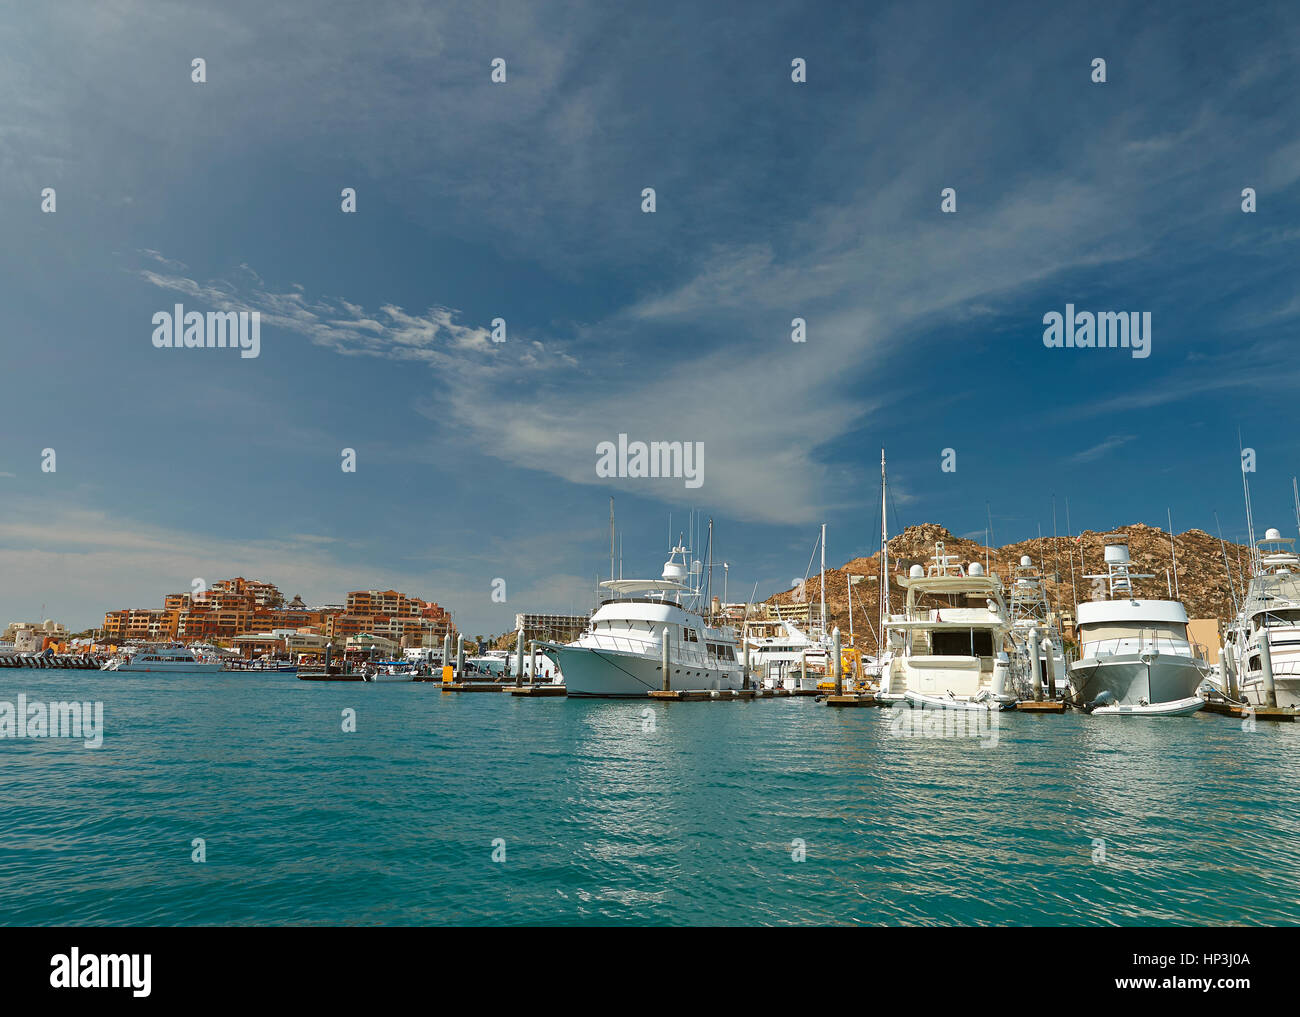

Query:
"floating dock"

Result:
[[508, 684, 567, 697], [1202, 700, 1296, 722], [648, 689, 758, 701], [441, 681, 511, 692], [823, 693, 879, 707], [1017, 700, 1068, 713]]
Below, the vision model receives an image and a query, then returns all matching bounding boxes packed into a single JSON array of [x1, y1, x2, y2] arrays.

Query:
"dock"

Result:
[[508, 684, 567, 697], [441, 681, 511, 692], [823, 693, 879, 707], [1202, 700, 1296, 722], [1017, 700, 1068, 713], [648, 689, 758, 701]]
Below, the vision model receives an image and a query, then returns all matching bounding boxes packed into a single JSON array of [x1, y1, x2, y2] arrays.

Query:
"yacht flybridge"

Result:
[[877, 542, 1015, 710], [1226, 527, 1300, 709], [1067, 535, 1209, 715], [541, 540, 744, 698]]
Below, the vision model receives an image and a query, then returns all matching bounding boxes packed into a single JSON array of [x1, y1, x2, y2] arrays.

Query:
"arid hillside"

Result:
[[766, 523, 1252, 655]]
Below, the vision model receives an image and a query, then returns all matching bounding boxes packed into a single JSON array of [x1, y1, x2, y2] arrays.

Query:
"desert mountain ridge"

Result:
[[766, 522, 1255, 655]]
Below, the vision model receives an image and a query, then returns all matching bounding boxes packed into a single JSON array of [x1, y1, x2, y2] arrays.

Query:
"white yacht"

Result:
[[878, 542, 1015, 710], [745, 618, 829, 691], [1225, 528, 1300, 708], [101, 643, 224, 674], [540, 542, 744, 698], [1068, 536, 1209, 714]]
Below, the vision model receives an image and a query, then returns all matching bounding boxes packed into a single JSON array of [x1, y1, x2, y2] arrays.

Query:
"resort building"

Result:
[[514, 612, 590, 645], [101, 579, 456, 651]]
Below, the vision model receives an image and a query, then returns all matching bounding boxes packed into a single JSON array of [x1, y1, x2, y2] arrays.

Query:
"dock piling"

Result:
[[661, 627, 671, 692]]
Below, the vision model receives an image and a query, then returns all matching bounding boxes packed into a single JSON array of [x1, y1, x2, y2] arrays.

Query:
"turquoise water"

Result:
[[2, 667, 1298, 926]]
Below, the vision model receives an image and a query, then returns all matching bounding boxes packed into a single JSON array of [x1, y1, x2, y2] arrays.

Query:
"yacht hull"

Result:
[[1069, 652, 1206, 707], [552, 644, 742, 698]]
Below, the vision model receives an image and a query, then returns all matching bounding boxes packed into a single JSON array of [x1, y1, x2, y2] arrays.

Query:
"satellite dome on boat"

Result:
[[1020, 555, 1032, 567], [909, 564, 924, 578], [662, 559, 687, 582], [691, 560, 702, 574], [1265, 527, 1283, 541], [969, 562, 984, 576], [1104, 542, 1130, 565]]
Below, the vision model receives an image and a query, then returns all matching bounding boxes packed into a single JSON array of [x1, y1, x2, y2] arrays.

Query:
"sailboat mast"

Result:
[[820, 522, 827, 637], [609, 497, 615, 583], [880, 449, 890, 645]]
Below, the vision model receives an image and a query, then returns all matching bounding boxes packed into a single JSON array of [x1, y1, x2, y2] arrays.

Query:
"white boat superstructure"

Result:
[[1067, 535, 1210, 711], [878, 542, 1015, 708], [745, 619, 829, 691], [1226, 528, 1300, 708], [543, 540, 743, 698], [101, 643, 224, 674]]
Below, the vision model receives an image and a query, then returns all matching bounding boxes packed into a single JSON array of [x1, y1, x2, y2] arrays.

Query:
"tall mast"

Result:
[[819, 522, 827, 637], [1239, 431, 1258, 574], [880, 449, 890, 644], [706, 517, 714, 616], [1293, 477, 1300, 540], [609, 497, 615, 583]]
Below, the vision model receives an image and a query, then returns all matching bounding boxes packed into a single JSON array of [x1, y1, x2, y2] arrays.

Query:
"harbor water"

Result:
[[2, 667, 1298, 926]]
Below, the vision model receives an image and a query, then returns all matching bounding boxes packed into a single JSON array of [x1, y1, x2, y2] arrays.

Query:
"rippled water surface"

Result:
[[2, 669, 1298, 925]]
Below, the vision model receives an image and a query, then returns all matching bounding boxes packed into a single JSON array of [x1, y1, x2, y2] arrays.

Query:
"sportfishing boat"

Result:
[[877, 542, 1016, 710], [1068, 535, 1210, 715], [1007, 554, 1069, 698], [1226, 528, 1300, 708], [539, 538, 744, 698], [101, 643, 224, 674]]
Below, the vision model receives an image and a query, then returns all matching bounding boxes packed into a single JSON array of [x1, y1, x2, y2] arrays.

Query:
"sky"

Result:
[[1, 0, 1298, 637]]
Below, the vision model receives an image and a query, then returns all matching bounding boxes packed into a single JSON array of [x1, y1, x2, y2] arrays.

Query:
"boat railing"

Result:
[[585, 632, 733, 668]]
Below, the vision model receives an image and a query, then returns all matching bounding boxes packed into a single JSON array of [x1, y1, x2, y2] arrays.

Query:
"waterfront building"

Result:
[[514, 612, 589, 645]]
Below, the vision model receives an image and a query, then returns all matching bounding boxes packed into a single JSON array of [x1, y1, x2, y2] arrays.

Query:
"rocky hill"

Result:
[[766, 523, 1251, 655]]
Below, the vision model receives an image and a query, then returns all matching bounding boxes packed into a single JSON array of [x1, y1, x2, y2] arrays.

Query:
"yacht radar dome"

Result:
[[909, 564, 924, 578], [969, 562, 985, 576], [1265, 527, 1283, 541], [1020, 555, 1032, 567], [1103, 542, 1131, 565]]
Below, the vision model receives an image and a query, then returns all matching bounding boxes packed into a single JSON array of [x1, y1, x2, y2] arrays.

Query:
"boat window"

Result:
[[931, 629, 994, 656]]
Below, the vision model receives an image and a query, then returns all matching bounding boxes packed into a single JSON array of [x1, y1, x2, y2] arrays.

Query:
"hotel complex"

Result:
[[102, 577, 455, 655]]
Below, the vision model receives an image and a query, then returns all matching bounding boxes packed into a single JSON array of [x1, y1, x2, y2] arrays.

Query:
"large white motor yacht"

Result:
[[1225, 528, 1300, 708], [541, 543, 744, 698]]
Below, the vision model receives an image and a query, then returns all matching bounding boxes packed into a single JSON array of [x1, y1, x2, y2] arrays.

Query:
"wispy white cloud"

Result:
[[1069, 434, 1137, 464]]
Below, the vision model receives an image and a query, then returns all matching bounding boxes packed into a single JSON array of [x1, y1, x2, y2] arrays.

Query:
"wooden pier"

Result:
[[441, 682, 511, 692]]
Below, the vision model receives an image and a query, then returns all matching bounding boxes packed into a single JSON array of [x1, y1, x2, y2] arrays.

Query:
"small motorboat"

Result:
[[1085, 691, 1204, 717], [902, 689, 1015, 712]]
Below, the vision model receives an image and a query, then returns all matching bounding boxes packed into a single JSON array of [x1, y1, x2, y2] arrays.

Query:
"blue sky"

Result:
[[2, 0, 1298, 636]]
